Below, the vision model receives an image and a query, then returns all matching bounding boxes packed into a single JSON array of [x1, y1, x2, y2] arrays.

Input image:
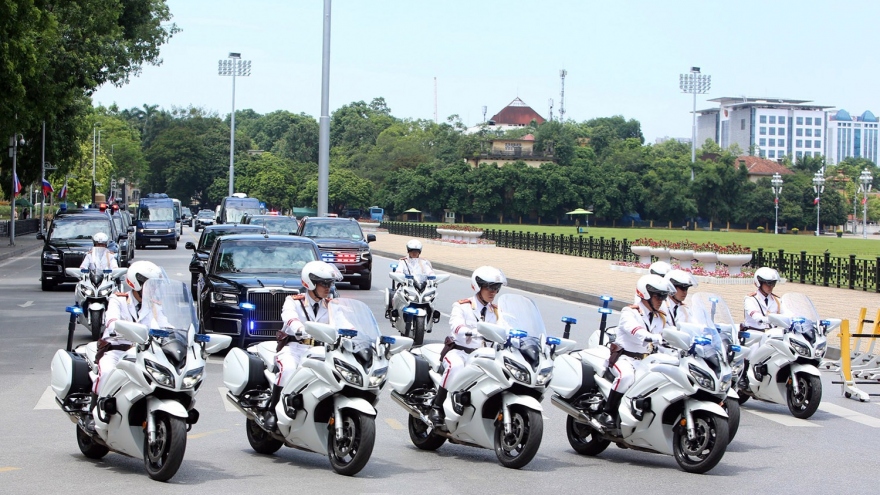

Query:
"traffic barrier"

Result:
[[833, 308, 880, 402]]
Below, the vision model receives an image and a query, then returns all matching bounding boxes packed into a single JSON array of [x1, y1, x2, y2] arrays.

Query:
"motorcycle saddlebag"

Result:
[[223, 347, 269, 396], [388, 352, 432, 394], [50, 349, 92, 399]]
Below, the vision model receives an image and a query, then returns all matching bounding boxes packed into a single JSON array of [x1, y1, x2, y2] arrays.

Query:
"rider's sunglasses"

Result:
[[482, 282, 503, 292], [315, 280, 333, 288], [763, 281, 777, 287], [673, 283, 690, 291]]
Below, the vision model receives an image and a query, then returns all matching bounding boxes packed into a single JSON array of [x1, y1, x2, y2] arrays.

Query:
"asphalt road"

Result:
[[1, 228, 878, 493]]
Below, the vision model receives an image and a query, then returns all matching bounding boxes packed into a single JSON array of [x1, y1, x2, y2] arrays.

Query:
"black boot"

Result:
[[263, 385, 281, 431], [427, 387, 448, 425], [86, 393, 98, 432], [598, 390, 624, 429]]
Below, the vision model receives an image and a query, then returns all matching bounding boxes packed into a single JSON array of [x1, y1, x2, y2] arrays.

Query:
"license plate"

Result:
[[150, 238, 162, 242]]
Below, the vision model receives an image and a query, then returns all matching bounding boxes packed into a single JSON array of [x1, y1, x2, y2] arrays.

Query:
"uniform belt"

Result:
[[622, 350, 648, 359], [298, 338, 315, 346]]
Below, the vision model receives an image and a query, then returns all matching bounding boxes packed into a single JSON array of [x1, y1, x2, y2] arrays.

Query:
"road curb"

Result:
[[0, 242, 42, 261]]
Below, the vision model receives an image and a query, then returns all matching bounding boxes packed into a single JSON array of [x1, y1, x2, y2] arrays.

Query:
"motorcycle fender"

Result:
[[789, 363, 820, 377], [147, 396, 189, 419], [502, 392, 542, 412], [687, 399, 728, 419], [88, 302, 106, 311], [727, 388, 739, 399], [335, 395, 377, 417]]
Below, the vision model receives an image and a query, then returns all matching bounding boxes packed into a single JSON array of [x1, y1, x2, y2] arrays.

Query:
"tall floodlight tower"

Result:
[[679, 67, 711, 181]]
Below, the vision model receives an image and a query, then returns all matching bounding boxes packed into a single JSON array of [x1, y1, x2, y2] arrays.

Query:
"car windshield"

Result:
[[198, 228, 264, 250], [495, 293, 547, 338], [214, 240, 316, 274], [49, 217, 112, 240], [198, 211, 214, 218], [227, 207, 262, 224], [327, 298, 381, 348], [251, 217, 298, 234], [138, 206, 174, 222], [300, 221, 363, 241], [111, 216, 124, 235]]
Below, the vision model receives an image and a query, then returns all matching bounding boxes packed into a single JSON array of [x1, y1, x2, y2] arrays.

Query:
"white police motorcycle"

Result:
[[51, 278, 231, 481], [737, 292, 838, 419], [66, 266, 127, 340], [388, 293, 575, 469], [385, 267, 449, 346], [223, 298, 412, 476]]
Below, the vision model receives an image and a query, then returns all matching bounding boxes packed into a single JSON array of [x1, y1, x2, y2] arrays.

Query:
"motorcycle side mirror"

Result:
[[434, 274, 451, 284], [114, 321, 150, 345], [36, 232, 45, 240], [303, 321, 337, 344], [768, 314, 790, 330], [662, 327, 694, 351], [476, 322, 506, 344], [386, 335, 413, 355], [110, 267, 128, 280], [367, 234, 376, 242], [203, 334, 233, 354], [389, 272, 406, 285]]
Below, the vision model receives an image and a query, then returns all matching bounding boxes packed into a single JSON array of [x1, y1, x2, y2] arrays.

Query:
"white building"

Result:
[[826, 109, 878, 165], [696, 97, 833, 161]]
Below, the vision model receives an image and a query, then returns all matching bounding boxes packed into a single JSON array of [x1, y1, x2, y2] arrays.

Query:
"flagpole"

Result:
[[40, 121, 46, 233], [10, 133, 18, 246]]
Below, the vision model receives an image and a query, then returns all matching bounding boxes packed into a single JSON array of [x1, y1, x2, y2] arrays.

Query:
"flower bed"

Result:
[[437, 226, 484, 244], [612, 260, 764, 285]]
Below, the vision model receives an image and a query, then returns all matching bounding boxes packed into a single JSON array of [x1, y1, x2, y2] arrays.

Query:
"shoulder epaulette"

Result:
[[291, 294, 305, 300], [748, 292, 757, 297], [114, 292, 128, 298], [628, 304, 639, 309], [457, 298, 471, 305]]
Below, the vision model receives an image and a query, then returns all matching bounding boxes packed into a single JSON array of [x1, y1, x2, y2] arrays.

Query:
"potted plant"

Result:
[[757, 226, 765, 233], [791, 228, 799, 235], [648, 239, 672, 264], [716, 243, 752, 276], [668, 240, 696, 269], [694, 242, 722, 272], [836, 229, 843, 238], [630, 237, 654, 265], [436, 224, 484, 244]]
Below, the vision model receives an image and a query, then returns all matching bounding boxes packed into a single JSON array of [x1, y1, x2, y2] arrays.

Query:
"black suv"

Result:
[[195, 234, 321, 348], [110, 213, 135, 266], [194, 210, 215, 232], [242, 214, 300, 234], [38, 211, 120, 290], [185, 224, 267, 300], [296, 216, 375, 290]]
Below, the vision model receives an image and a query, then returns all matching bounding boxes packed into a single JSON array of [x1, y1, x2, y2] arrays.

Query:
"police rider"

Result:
[[429, 266, 506, 425], [89, 261, 166, 430], [599, 274, 672, 428], [742, 267, 782, 382], [79, 232, 119, 271], [393, 239, 435, 277], [264, 261, 343, 430], [664, 269, 697, 327]]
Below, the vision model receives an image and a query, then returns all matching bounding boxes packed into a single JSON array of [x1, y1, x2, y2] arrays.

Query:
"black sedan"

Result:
[[186, 224, 267, 300], [195, 234, 321, 348]]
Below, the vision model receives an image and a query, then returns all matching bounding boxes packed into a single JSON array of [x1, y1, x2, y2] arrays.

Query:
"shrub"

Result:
[[791, 228, 799, 235], [757, 226, 765, 233]]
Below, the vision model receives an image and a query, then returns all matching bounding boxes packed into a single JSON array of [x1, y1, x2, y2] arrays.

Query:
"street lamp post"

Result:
[[771, 173, 783, 234], [8, 133, 25, 246], [91, 122, 101, 205], [812, 171, 826, 236], [218, 52, 252, 197], [680, 67, 711, 181], [859, 168, 873, 239]]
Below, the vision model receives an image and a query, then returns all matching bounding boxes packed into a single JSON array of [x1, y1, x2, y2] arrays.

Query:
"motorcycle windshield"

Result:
[[88, 268, 106, 287], [780, 293, 819, 343], [683, 323, 724, 370], [140, 276, 197, 332], [327, 298, 382, 351], [688, 292, 737, 342], [495, 293, 546, 338], [408, 273, 428, 292]]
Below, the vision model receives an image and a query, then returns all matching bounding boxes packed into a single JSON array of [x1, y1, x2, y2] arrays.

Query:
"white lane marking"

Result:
[[385, 418, 404, 430], [219, 387, 239, 412], [35, 386, 60, 410], [744, 409, 821, 427], [818, 403, 880, 428], [18, 300, 34, 308]]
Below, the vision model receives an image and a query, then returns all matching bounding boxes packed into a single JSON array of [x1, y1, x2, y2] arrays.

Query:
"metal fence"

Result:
[[0, 219, 41, 237], [382, 222, 880, 292]]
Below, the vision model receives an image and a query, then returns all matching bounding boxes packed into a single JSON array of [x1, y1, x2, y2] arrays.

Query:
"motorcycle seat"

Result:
[[418, 343, 445, 373], [307, 346, 325, 361], [254, 341, 278, 368]]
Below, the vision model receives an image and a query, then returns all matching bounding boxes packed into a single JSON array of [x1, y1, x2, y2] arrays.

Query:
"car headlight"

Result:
[[138, 228, 144, 233], [334, 359, 363, 386], [688, 364, 715, 390], [182, 367, 204, 389], [536, 366, 553, 386], [359, 249, 371, 260], [43, 252, 61, 261], [791, 340, 811, 357], [145, 359, 175, 387], [369, 366, 388, 388], [212, 292, 239, 305], [504, 357, 531, 384]]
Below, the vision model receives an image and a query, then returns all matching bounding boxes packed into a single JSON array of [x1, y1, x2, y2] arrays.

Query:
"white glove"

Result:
[[755, 315, 769, 325], [646, 333, 663, 344]]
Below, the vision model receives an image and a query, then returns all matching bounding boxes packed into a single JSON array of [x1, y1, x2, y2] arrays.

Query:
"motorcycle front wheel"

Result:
[[725, 397, 741, 442], [672, 411, 728, 474], [412, 316, 426, 347], [89, 309, 103, 341], [143, 413, 187, 482], [494, 407, 543, 469], [246, 418, 283, 454], [76, 424, 109, 459], [787, 373, 822, 419], [408, 415, 446, 450], [328, 412, 375, 476], [565, 415, 610, 456]]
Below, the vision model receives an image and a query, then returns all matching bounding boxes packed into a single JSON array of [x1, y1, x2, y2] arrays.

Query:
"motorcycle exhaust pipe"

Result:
[[390, 391, 424, 420], [550, 394, 594, 424], [225, 392, 259, 421]]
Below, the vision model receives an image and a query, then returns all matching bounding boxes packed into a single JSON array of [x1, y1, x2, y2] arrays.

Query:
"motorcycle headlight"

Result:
[[504, 357, 531, 384], [334, 358, 363, 386], [145, 359, 175, 387], [369, 366, 388, 388], [182, 366, 204, 389], [719, 373, 732, 393], [688, 364, 715, 390], [138, 228, 144, 233], [405, 292, 417, 302], [80, 286, 94, 297], [423, 292, 436, 303], [790, 340, 811, 357], [212, 292, 238, 305], [536, 366, 553, 386], [98, 287, 114, 296], [815, 341, 826, 358], [43, 252, 61, 261]]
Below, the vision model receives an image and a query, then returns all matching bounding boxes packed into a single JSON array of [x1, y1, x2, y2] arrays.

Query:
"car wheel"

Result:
[[358, 275, 372, 291]]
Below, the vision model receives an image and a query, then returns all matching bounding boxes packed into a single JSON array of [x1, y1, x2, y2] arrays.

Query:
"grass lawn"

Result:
[[422, 223, 880, 258]]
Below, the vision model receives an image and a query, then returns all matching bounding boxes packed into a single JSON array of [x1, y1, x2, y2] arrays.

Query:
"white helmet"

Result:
[[636, 274, 670, 301], [125, 260, 163, 292], [471, 266, 507, 293], [754, 267, 780, 288], [665, 269, 697, 292], [301, 261, 343, 291], [649, 261, 672, 277], [406, 239, 423, 252], [92, 232, 110, 245]]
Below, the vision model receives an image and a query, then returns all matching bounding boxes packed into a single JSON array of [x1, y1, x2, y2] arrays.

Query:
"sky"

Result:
[[93, 0, 880, 144]]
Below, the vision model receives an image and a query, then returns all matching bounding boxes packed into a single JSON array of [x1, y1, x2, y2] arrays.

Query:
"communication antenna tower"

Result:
[[548, 98, 554, 121], [559, 69, 567, 122], [482, 105, 487, 124]]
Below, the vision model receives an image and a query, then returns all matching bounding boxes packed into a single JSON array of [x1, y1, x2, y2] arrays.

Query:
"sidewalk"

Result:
[[371, 231, 878, 350], [0, 234, 43, 262]]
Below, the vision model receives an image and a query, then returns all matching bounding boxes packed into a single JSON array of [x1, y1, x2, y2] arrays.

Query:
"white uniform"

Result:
[[275, 293, 329, 387], [610, 300, 670, 394], [743, 291, 782, 359], [393, 256, 435, 277], [79, 247, 118, 271], [666, 296, 689, 327], [442, 296, 499, 389], [95, 292, 168, 396]]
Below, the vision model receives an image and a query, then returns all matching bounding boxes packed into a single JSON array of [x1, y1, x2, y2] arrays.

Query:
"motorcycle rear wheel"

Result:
[[89, 310, 103, 341], [76, 424, 109, 459], [787, 373, 822, 419], [328, 412, 375, 476], [143, 413, 187, 482], [673, 412, 728, 474], [725, 397, 741, 442], [412, 317, 426, 347], [408, 415, 446, 450], [494, 407, 542, 469], [246, 418, 283, 454], [565, 415, 610, 456]]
